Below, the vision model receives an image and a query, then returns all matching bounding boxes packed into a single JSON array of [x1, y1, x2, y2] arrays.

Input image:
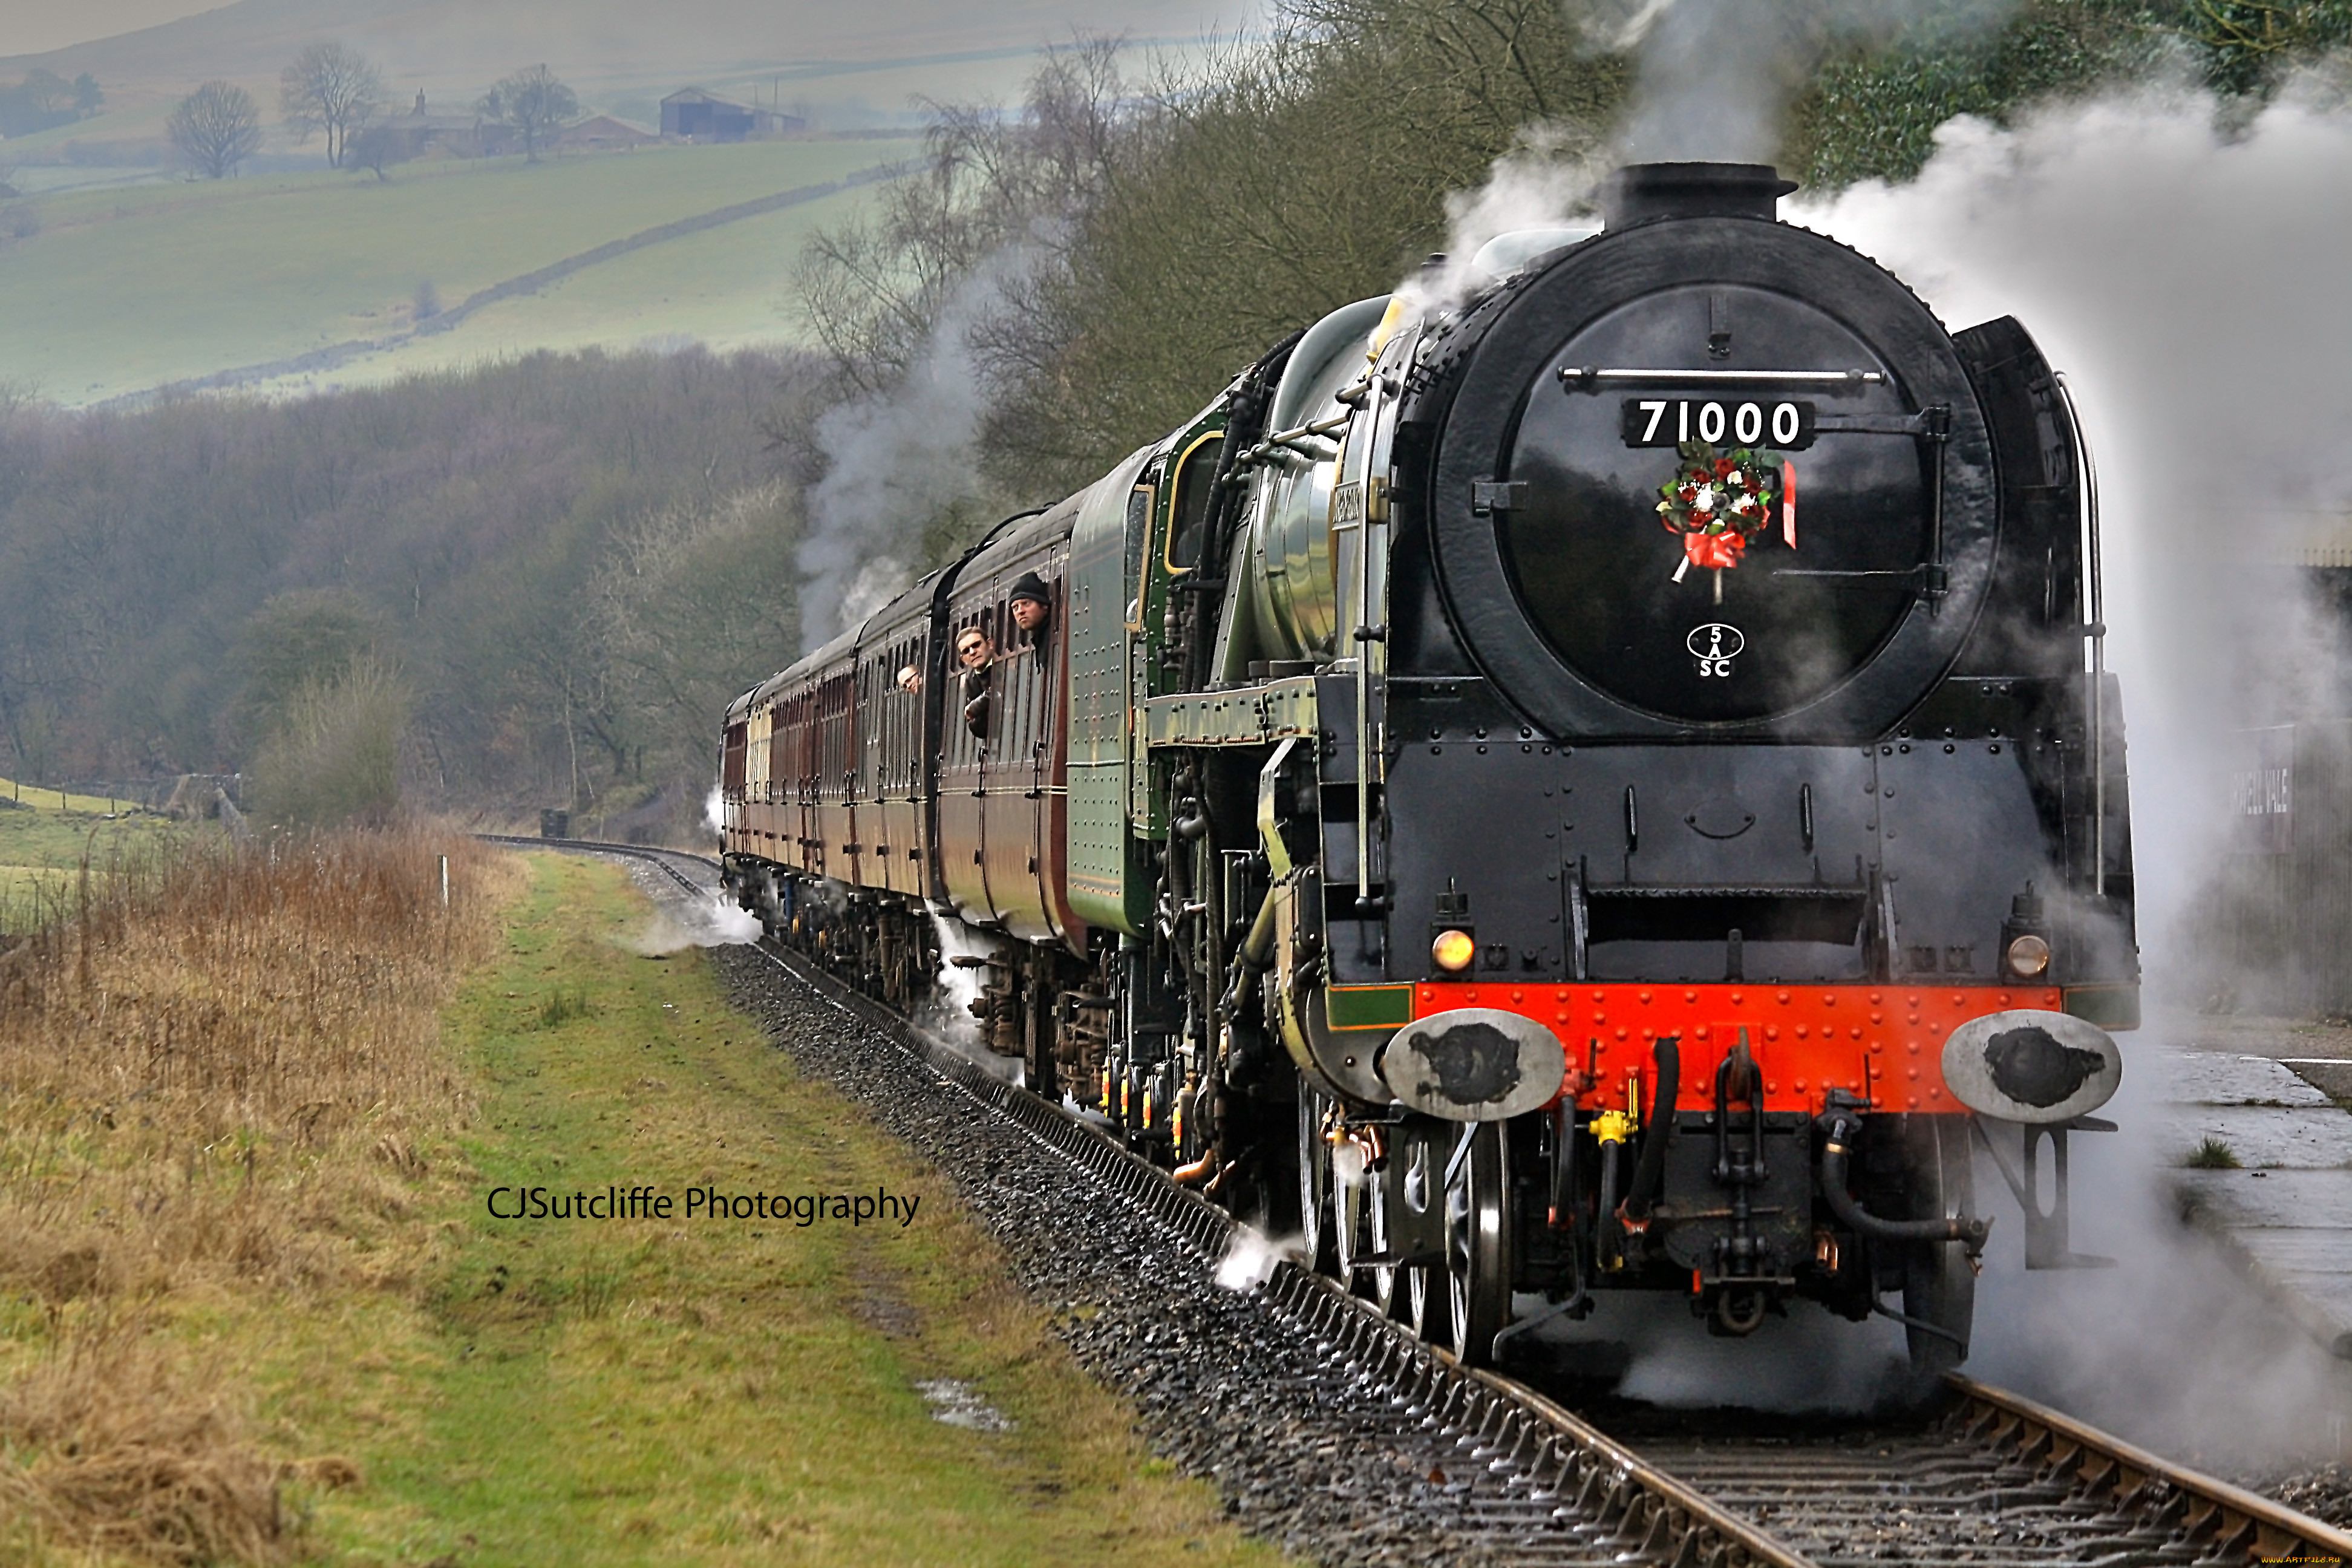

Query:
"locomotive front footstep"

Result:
[[717, 159, 2138, 1374]]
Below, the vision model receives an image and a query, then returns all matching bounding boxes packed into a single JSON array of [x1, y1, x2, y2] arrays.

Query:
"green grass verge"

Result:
[[273, 852, 1278, 1566], [0, 139, 915, 405]]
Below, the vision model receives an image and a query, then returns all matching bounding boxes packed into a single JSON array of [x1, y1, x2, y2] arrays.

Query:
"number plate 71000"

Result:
[[1621, 398, 1816, 450]]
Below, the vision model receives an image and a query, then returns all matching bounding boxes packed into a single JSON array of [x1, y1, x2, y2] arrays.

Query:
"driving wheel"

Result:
[[1298, 1088, 1334, 1276], [1359, 1137, 1400, 1316], [1901, 1114, 1977, 1374], [1445, 1121, 1514, 1366]]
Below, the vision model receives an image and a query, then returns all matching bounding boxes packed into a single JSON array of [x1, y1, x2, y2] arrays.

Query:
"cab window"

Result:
[[1163, 434, 1222, 573]]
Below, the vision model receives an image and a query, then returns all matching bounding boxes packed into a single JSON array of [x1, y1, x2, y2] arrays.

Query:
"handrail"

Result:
[[2054, 371, 2105, 897]]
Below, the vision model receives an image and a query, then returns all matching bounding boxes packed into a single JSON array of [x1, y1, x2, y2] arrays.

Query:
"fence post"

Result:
[[439, 854, 449, 910]]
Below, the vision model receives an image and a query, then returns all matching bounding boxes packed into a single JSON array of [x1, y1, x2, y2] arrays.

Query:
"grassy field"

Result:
[[250, 178, 877, 399], [0, 138, 915, 405], [0, 842, 1278, 1564], [0, 777, 182, 932]]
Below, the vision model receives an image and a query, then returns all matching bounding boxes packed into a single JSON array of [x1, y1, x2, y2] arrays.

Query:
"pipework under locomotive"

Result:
[[719, 162, 2136, 1371]]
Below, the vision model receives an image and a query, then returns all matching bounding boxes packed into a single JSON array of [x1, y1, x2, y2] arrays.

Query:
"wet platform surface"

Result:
[[2164, 1020, 2352, 1357]]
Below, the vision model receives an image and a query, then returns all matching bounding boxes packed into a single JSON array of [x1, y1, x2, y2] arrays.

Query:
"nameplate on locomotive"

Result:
[[1622, 397, 1815, 450], [1330, 480, 1364, 528]]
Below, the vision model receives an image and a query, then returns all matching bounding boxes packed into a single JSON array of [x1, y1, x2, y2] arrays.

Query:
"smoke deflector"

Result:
[[1379, 1008, 1567, 1121], [1940, 1010, 2123, 1125]]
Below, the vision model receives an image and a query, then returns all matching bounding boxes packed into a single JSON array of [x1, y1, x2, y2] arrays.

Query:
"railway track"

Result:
[[495, 834, 2352, 1567]]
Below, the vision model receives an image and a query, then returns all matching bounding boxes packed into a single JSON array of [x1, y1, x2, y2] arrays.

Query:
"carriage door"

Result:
[[797, 694, 820, 876], [1028, 549, 1068, 938]]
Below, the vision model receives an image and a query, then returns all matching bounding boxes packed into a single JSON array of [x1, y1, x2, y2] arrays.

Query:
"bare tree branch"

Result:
[[168, 80, 263, 180], [279, 41, 383, 168]]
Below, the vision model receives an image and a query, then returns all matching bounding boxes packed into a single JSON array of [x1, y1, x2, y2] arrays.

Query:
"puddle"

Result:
[[915, 1378, 1012, 1431]]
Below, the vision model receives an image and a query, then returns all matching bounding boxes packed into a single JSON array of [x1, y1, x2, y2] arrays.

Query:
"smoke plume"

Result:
[[1410, 0, 2020, 307], [1590, 0, 2018, 164], [795, 273, 1002, 652]]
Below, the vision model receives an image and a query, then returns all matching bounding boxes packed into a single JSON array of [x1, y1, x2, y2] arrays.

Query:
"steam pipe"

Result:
[[1172, 1152, 1218, 1184], [1816, 1108, 1991, 1250], [1619, 1036, 1680, 1224], [1220, 884, 1280, 1018]]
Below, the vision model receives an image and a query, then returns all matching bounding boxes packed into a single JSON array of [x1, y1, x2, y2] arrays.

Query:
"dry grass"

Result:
[[0, 825, 516, 1564], [0, 1318, 298, 1566]]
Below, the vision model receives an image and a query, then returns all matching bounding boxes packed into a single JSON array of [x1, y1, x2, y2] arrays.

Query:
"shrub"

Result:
[[247, 655, 410, 829]]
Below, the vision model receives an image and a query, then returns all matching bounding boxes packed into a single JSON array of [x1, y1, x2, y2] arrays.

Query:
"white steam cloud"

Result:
[[629, 895, 763, 954], [914, 912, 1027, 1083], [1796, 83, 2352, 936], [1412, 131, 1610, 309], [1216, 1225, 1307, 1292], [1409, 0, 2016, 309], [1785, 82, 2352, 1462]]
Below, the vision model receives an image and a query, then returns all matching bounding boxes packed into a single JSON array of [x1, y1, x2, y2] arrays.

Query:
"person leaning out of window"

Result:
[[1008, 571, 1051, 650], [955, 623, 994, 740]]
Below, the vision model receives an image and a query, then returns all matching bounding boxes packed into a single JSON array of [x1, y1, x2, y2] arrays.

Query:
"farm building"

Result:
[[659, 88, 804, 142], [555, 114, 656, 151], [367, 90, 492, 159]]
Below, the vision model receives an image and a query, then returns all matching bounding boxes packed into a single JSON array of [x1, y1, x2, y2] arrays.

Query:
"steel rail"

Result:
[[1945, 1374, 2352, 1563], [485, 833, 2352, 1566]]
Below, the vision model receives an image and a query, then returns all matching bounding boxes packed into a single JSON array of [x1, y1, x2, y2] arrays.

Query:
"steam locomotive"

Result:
[[719, 162, 2137, 1370]]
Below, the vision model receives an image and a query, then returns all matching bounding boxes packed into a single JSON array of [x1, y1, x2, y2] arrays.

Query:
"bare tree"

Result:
[[479, 65, 578, 163], [280, 41, 382, 168], [794, 36, 1129, 397], [168, 80, 263, 180]]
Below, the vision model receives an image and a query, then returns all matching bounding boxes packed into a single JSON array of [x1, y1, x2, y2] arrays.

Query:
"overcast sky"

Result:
[[0, 0, 234, 57]]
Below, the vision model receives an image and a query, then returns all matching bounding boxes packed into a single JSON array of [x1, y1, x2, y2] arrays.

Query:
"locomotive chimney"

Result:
[[1599, 162, 1797, 228]]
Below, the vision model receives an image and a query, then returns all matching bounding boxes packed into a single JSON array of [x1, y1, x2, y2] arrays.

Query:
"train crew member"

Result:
[[1009, 572, 1051, 639], [956, 625, 993, 739]]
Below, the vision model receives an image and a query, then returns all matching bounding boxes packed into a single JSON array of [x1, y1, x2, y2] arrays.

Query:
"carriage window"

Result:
[[1163, 434, 1221, 573]]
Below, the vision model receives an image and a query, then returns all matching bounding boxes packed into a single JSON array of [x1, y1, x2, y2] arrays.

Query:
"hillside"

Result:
[[0, 138, 916, 405], [0, 346, 806, 835], [0, 0, 1255, 117]]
